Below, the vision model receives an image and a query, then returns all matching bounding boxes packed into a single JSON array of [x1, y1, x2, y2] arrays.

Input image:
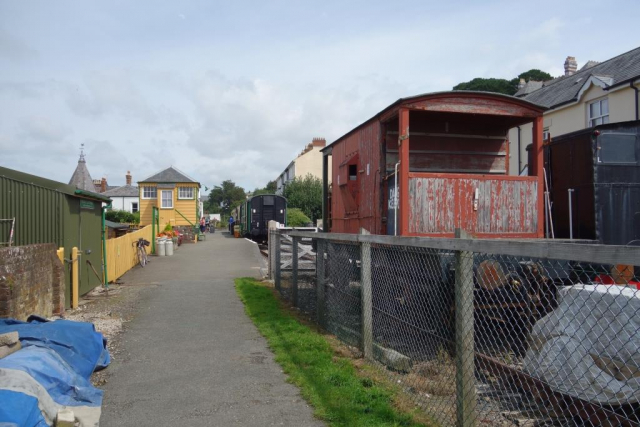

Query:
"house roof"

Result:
[[514, 80, 544, 97], [522, 46, 640, 109], [68, 152, 96, 191], [105, 220, 130, 230], [139, 166, 199, 185], [103, 184, 139, 197], [322, 90, 546, 152]]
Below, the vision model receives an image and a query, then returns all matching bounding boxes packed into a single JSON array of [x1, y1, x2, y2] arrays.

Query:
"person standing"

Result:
[[199, 217, 206, 234], [228, 215, 235, 233]]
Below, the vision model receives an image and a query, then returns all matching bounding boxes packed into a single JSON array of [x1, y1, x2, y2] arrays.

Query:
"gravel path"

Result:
[[96, 232, 324, 426]]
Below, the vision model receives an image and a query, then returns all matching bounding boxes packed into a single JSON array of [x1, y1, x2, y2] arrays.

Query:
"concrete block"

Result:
[[0, 341, 21, 359], [0, 331, 18, 346], [56, 409, 75, 427], [373, 344, 412, 373]]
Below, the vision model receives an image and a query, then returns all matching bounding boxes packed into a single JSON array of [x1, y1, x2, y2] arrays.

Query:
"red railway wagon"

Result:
[[320, 91, 547, 238]]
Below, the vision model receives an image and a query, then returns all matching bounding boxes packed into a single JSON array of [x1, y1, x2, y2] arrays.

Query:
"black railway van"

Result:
[[237, 194, 287, 240], [545, 120, 640, 246]]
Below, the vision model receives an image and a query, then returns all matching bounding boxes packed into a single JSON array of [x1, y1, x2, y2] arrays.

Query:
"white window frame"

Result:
[[161, 190, 173, 209], [141, 186, 157, 199], [588, 98, 609, 127], [131, 202, 139, 213], [178, 186, 194, 200]]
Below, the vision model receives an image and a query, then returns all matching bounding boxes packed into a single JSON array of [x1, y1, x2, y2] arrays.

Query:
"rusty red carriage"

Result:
[[321, 91, 547, 238]]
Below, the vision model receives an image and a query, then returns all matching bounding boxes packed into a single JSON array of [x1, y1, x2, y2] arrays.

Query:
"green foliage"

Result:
[[164, 223, 173, 232], [105, 210, 140, 224], [453, 77, 518, 95], [454, 68, 553, 96], [287, 208, 312, 227], [517, 69, 552, 82], [253, 180, 277, 196], [208, 180, 246, 216], [234, 278, 427, 427], [283, 174, 322, 222]]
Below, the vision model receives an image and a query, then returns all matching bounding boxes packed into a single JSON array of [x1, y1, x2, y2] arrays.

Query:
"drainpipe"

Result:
[[101, 202, 112, 289], [517, 126, 522, 175], [394, 161, 400, 236], [631, 81, 639, 121]]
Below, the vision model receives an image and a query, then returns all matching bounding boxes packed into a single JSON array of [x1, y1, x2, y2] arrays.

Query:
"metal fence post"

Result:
[[360, 228, 373, 359], [275, 230, 281, 292], [316, 238, 326, 328], [455, 228, 476, 427], [292, 235, 299, 307]]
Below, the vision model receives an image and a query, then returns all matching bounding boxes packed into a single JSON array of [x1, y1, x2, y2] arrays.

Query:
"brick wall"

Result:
[[0, 243, 65, 320]]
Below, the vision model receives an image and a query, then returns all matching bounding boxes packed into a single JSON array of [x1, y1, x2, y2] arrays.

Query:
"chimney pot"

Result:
[[100, 177, 107, 193], [126, 171, 132, 185], [564, 56, 578, 76]]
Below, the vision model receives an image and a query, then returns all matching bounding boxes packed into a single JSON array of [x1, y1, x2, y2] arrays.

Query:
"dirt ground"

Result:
[[58, 277, 159, 387]]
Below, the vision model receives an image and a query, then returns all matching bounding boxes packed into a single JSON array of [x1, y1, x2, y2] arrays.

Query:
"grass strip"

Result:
[[235, 277, 428, 427]]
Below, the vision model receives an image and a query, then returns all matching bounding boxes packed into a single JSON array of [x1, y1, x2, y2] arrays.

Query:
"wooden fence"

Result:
[[105, 226, 153, 282]]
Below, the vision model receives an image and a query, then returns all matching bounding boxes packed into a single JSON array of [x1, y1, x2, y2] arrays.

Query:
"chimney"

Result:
[[518, 78, 526, 89], [564, 56, 578, 76], [126, 171, 132, 185], [100, 177, 107, 193], [312, 137, 326, 148]]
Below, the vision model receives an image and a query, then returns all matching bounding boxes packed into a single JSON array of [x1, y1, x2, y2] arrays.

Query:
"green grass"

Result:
[[235, 277, 428, 427]]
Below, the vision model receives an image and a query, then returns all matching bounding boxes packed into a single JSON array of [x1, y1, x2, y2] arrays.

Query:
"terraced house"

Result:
[[138, 166, 201, 228]]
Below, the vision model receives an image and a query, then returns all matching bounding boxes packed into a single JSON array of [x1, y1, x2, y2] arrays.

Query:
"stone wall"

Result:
[[0, 243, 65, 320]]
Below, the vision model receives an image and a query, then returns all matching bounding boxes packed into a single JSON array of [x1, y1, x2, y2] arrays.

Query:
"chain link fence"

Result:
[[269, 228, 640, 426]]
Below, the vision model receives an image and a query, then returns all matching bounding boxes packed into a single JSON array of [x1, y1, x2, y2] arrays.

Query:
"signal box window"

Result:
[[349, 164, 357, 181]]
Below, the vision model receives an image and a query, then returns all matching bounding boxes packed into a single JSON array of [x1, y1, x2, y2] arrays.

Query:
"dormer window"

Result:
[[588, 98, 609, 127]]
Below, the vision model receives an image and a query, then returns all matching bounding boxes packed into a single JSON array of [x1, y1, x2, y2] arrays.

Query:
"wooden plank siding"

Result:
[[138, 183, 199, 227], [408, 173, 539, 237]]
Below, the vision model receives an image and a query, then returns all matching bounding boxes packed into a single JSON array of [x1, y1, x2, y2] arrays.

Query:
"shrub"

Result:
[[105, 209, 139, 224], [287, 208, 312, 227]]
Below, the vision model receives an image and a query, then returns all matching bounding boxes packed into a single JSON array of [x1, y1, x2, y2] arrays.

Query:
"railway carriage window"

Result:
[[263, 196, 274, 205], [349, 164, 357, 181], [598, 134, 638, 164]]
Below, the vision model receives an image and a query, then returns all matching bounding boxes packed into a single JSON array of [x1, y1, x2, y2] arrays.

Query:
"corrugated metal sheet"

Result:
[[408, 174, 538, 237], [0, 175, 64, 247]]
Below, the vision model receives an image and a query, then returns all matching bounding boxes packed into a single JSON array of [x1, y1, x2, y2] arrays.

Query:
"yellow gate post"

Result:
[[71, 247, 79, 309], [57, 247, 64, 265]]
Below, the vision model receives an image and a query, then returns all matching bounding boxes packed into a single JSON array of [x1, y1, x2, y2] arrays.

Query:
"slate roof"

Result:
[[103, 184, 139, 197], [105, 220, 129, 230], [139, 166, 199, 185], [69, 156, 95, 191], [514, 81, 543, 97], [522, 47, 640, 109]]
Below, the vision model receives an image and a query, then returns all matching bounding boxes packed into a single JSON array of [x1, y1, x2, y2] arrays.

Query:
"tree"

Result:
[[453, 69, 553, 96], [287, 208, 312, 227], [208, 180, 246, 216], [252, 180, 278, 196], [283, 174, 322, 222]]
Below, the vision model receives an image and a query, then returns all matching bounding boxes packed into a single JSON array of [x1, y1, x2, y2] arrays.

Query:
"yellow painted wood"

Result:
[[138, 182, 200, 226], [71, 247, 79, 309], [105, 226, 154, 282], [57, 247, 64, 265]]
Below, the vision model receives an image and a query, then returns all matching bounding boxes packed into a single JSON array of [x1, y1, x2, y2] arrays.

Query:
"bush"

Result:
[[287, 208, 312, 227], [105, 209, 139, 224]]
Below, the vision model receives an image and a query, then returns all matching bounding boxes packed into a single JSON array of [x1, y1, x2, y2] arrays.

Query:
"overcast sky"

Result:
[[1, 0, 638, 191]]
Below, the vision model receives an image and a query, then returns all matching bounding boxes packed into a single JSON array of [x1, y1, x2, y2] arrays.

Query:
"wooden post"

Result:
[[322, 152, 330, 232], [71, 247, 79, 309], [268, 229, 274, 280], [292, 235, 299, 307], [532, 116, 545, 238], [316, 239, 326, 328], [454, 229, 476, 427], [275, 231, 281, 292], [398, 108, 410, 236], [360, 228, 373, 359], [57, 247, 64, 265]]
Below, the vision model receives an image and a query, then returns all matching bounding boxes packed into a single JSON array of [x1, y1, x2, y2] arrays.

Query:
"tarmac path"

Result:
[[101, 231, 324, 426]]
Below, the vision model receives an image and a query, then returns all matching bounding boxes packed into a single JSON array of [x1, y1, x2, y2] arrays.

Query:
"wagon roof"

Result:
[[322, 90, 547, 152]]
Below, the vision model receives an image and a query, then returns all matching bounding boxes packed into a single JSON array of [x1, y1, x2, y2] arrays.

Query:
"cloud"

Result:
[[19, 115, 72, 143], [0, 28, 37, 62]]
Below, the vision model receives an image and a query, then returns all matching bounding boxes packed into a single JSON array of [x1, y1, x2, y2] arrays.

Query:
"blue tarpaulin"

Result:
[[0, 316, 110, 426]]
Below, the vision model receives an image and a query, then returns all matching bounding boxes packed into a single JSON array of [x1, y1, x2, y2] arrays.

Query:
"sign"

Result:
[[80, 200, 95, 210]]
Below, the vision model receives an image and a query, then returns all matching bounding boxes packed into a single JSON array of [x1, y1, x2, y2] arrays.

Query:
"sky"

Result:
[[1, 0, 639, 192]]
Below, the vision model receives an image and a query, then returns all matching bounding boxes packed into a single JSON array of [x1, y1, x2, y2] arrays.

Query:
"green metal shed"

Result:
[[0, 166, 111, 307]]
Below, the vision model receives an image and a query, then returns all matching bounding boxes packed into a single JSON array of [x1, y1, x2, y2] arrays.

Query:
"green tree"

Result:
[[208, 180, 246, 216], [283, 174, 322, 222], [252, 180, 278, 196], [286, 208, 312, 227], [454, 69, 553, 96]]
